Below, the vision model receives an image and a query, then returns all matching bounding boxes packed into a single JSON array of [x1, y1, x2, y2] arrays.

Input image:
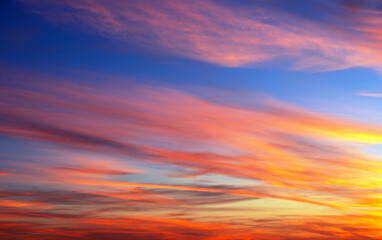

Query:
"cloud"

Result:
[[2, 69, 382, 205], [1, 212, 381, 240], [2, 68, 382, 238], [19, 0, 382, 71], [53, 166, 140, 176], [358, 92, 382, 97], [0, 114, 151, 158]]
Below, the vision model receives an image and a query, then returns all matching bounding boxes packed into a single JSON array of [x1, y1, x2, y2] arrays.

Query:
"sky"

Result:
[[2, 0, 382, 239]]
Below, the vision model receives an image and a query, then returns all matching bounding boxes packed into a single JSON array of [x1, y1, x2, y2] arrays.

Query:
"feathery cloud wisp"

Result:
[[22, 0, 382, 71]]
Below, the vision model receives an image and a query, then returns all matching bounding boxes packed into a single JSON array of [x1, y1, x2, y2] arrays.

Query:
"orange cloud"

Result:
[[0, 199, 45, 208], [2, 69, 382, 238], [1, 70, 382, 208]]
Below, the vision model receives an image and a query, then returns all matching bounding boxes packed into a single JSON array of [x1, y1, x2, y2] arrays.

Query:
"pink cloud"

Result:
[[21, 0, 382, 71], [1, 69, 382, 209], [2, 68, 382, 238]]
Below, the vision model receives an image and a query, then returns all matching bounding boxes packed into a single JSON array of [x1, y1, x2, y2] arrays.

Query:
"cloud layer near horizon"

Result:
[[1, 68, 382, 239], [21, 0, 382, 71]]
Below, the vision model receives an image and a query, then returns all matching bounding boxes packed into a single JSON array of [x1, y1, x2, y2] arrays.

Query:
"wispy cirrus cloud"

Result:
[[19, 0, 382, 71], [358, 92, 382, 97], [2, 68, 382, 239]]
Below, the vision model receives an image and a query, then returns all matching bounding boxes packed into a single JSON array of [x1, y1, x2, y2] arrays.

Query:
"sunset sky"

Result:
[[2, 0, 382, 239]]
